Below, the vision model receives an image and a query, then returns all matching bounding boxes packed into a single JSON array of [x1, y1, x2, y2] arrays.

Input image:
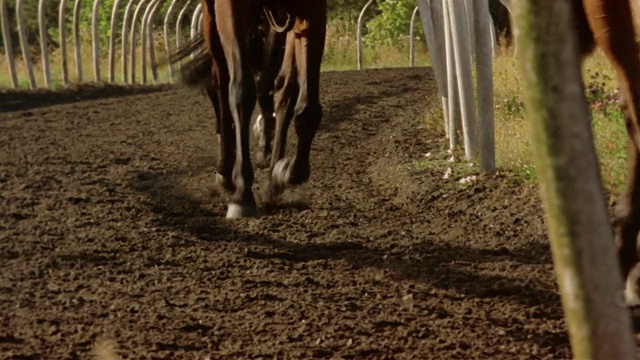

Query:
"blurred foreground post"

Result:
[[512, 0, 636, 358]]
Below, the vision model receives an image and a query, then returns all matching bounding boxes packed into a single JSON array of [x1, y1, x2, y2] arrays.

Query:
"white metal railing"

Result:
[[354, 0, 500, 173], [0, 0, 205, 89], [413, 0, 504, 173]]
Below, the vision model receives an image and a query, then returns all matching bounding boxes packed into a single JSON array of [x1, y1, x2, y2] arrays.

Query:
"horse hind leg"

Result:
[[271, 15, 326, 190]]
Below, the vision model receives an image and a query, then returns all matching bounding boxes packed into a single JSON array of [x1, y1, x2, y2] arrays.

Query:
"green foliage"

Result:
[[328, 0, 372, 21], [364, 0, 423, 46]]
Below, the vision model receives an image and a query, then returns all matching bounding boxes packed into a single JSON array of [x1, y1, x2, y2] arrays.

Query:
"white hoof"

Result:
[[272, 158, 291, 185], [624, 263, 640, 306], [225, 203, 258, 219]]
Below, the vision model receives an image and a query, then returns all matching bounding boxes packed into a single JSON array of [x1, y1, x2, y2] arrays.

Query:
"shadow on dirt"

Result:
[[0, 83, 173, 113], [129, 166, 568, 350]]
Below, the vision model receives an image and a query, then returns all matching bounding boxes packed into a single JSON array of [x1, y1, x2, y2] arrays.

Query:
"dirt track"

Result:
[[0, 67, 585, 359]]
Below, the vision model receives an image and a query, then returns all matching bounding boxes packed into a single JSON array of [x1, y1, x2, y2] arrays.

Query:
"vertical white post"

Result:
[[410, 6, 419, 67], [130, 0, 149, 84], [474, 0, 495, 173], [59, 0, 70, 85], [73, 0, 83, 82], [16, 0, 36, 88], [448, 0, 478, 160], [163, 0, 179, 82], [357, 0, 374, 70], [190, 3, 202, 40], [92, 0, 102, 82], [147, 0, 164, 84], [463, 0, 475, 63], [38, 0, 51, 88], [141, 0, 157, 84], [443, 0, 459, 148], [1, 0, 18, 88], [417, 0, 449, 138], [122, 0, 137, 83], [109, 0, 124, 82], [175, 0, 193, 70]]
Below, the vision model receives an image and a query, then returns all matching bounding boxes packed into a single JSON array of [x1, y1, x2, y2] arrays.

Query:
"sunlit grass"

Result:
[[487, 43, 627, 196]]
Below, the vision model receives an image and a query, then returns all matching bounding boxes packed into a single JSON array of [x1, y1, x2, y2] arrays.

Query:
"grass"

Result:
[[489, 44, 627, 197]]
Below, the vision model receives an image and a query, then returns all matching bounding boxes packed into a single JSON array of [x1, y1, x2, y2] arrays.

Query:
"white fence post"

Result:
[[73, 0, 83, 82], [410, 6, 419, 67], [190, 3, 202, 41], [59, 0, 70, 86], [448, 0, 479, 160], [109, 0, 123, 83], [1, 0, 18, 88], [148, 0, 164, 84], [16, 0, 36, 89], [92, 0, 102, 82], [175, 0, 193, 70], [122, 0, 137, 83], [416, 0, 449, 139], [130, 0, 149, 84], [141, 0, 156, 84], [163, 0, 179, 82], [38, 0, 51, 88], [357, 0, 375, 70]]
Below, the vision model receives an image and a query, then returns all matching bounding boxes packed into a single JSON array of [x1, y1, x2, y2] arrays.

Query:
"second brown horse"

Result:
[[572, 0, 640, 304]]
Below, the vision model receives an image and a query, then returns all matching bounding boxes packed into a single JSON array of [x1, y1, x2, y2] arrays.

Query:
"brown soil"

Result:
[[0, 67, 619, 359]]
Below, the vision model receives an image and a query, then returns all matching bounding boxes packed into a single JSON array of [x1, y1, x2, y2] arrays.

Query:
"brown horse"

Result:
[[573, 0, 640, 304], [172, 1, 327, 219]]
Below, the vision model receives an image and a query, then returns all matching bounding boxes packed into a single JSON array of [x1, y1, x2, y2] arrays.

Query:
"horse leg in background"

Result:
[[271, 7, 327, 191], [254, 30, 285, 166], [202, 1, 235, 193], [215, 0, 258, 218], [581, 0, 640, 304], [268, 30, 299, 200]]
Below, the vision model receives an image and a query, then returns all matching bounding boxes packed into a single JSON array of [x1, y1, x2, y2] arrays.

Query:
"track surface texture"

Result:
[[1, 67, 617, 359]]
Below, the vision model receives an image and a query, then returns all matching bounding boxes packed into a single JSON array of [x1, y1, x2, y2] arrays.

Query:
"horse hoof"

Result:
[[226, 203, 258, 219], [272, 158, 291, 186], [624, 263, 640, 306]]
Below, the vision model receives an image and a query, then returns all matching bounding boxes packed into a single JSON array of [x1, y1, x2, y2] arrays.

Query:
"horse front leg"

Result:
[[271, 12, 326, 190], [215, 1, 258, 218]]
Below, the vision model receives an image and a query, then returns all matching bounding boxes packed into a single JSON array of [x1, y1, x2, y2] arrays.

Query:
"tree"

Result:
[[512, 0, 636, 358]]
